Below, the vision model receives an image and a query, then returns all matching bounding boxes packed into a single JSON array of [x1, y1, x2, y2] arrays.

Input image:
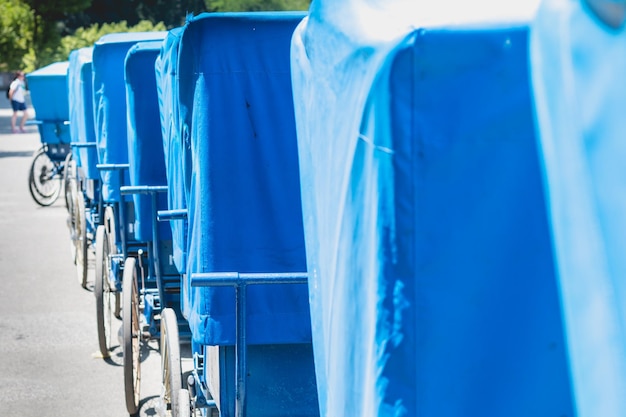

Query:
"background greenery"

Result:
[[0, 0, 310, 72]]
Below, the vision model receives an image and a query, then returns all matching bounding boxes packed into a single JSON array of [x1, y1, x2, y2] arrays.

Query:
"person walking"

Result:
[[8, 71, 28, 133]]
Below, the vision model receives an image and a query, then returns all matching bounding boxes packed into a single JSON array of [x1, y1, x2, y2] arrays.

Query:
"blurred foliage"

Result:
[[0, 0, 35, 71], [135, 0, 207, 28], [1, 0, 310, 73], [25, 0, 91, 18], [22, 20, 166, 71], [22, 0, 93, 69], [206, 0, 309, 12], [65, 0, 207, 32]]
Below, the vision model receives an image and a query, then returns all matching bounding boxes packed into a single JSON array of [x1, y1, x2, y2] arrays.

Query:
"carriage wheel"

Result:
[[75, 192, 88, 288], [123, 257, 141, 415], [28, 147, 62, 206], [161, 308, 182, 417], [177, 389, 192, 417], [95, 225, 115, 357], [104, 206, 117, 253], [103, 207, 122, 319], [63, 152, 75, 212], [64, 154, 78, 262]]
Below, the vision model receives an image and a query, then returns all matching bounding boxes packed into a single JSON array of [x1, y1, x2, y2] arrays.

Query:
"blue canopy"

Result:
[[92, 31, 167, 203], [177, 12, 310, 346], [26, 61, 70, 145], [155, 27, 187, 273], [125, 40, 170, 243], [531, 1, 626, 416], [68, 47, 99, 179], [291, 2, 575, 416]]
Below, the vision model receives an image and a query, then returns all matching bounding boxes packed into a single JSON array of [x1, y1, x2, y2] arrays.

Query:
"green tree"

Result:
[[134, 0, 207, 28], [0, 0, 35, 71], [206, 0, 309, 12], [22, 0, 92, 68], [43, 19, 167, 66]]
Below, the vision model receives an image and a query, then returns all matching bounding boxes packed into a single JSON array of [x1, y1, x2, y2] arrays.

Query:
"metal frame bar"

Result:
[[190, 272, 308, 417], [157, 208, 188, 221], [70, 141, 97, 148], [96, 163, 130, 256], [68, 141, 102, 231], [120, 185, 169, 289]]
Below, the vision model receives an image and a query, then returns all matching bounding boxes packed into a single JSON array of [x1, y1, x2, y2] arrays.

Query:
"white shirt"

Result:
[[9, 78, 25, 103]]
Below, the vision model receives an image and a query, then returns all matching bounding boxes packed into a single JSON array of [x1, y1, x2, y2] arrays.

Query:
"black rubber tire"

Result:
[[161, 308, 182, 417], [28, 147, 62, 206], [123, 257, 141, 415], [63, 152, 74, 212], [75, 191, 88, 288], [95, 224, 113, 357], [103, 207, 122, 319], [64, 154, 78, 263]]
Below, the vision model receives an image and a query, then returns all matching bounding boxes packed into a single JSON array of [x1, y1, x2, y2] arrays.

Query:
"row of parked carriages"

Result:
[[22, 2, 625, 417]]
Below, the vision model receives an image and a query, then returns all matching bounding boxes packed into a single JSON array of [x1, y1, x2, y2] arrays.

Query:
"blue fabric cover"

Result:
[[155, 27, 187, 273], [291, 2, 574, 416], [125, 41, 171, 243], [26, 61, 71, 145], [178, 12, 310, 345], [92, 31, 167, 203], [531, 1, 626, 416], [68, 47, 99, 179]]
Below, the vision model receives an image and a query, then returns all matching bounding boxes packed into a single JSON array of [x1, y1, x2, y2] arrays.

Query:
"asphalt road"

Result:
[[0, 96, 166, 416]]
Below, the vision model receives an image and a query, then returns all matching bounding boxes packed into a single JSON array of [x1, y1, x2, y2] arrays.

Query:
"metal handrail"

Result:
[[190, 271, 308, 417]]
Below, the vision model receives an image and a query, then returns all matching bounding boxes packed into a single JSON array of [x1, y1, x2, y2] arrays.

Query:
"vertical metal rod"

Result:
[[150, 192, 161, 283], [235, 282, 247, 417], [117, 169, 128, 256]]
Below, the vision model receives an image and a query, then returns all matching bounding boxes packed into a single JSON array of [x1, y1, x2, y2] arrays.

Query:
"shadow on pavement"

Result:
[[138, 395, 161, 417], [0, 150, 35, 158]]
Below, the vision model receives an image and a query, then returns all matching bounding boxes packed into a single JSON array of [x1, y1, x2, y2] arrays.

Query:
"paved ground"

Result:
[[0, 94, 170, 416]]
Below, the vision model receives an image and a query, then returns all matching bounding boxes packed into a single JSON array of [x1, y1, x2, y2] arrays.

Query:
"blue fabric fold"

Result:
[[125, 41, 171, 243], [176, 12, 311, 345], [155, 27, 188, 273], [68, 47, 99, 179], [292, 2, 574, 416], [92, 31, 166, 203], [531, 1, 626, 416]]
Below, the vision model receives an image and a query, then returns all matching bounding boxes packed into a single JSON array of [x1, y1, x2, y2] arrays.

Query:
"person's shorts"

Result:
[[11, 100, 26, 112]]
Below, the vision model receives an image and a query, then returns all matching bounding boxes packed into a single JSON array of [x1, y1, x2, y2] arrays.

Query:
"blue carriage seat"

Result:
[[292, 2, 575, 417], [92, 31, 167, 204], [68, 47, 99, 180], [26, 61, 71, 161], [124, 41, 172, 245], [155, 27, 188, 274], [179, 11, 312, 347]]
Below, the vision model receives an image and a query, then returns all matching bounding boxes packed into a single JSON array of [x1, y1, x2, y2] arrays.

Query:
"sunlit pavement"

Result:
[[0, 92, 178, 417]]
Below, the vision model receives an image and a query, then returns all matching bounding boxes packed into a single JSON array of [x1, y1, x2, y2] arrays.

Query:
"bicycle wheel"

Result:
[[95, 225, 115, 357], [64, 154, 78, 263], [63, 152, 75, 212], [103, 206, 121, 319], [161, 308, 182, 417], [28, 147, 62, 206], [123, 257, 141, 415]]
